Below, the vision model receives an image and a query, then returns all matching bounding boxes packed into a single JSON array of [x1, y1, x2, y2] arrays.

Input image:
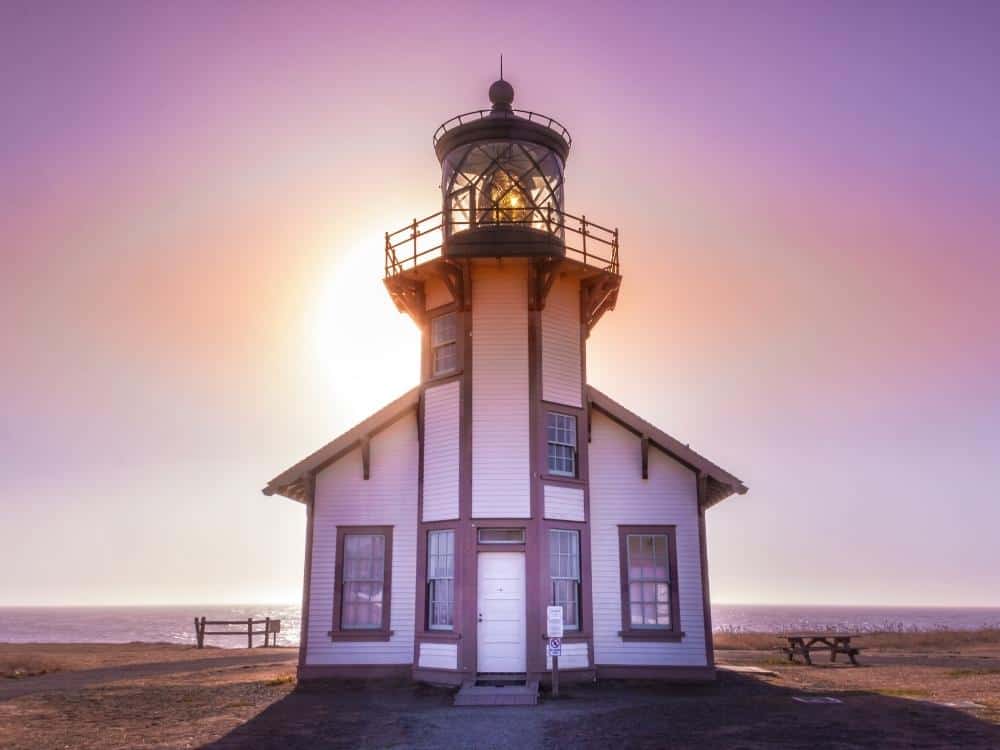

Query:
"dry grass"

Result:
[[2, 655, 61, 679], [264, 674, 296, 686], [0, 642, 279, 679], [714, 628, 1000, 652]]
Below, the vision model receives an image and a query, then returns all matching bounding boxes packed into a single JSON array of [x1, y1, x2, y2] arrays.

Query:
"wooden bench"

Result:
[[780, 633, 863, 666], [194, 617, 281, 648]]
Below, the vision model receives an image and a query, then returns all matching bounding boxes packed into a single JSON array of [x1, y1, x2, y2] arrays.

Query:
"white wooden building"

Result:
[[264, 79, 747, 684]]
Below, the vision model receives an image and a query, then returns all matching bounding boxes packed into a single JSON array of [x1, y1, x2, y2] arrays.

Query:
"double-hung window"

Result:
[[549, 529, 581, 630], [338, 530, 390, 632], [618, 526, 680, 638], [427, 529, 455, 630], [546, 412, 577, 477], [431, 313, 457, 376]]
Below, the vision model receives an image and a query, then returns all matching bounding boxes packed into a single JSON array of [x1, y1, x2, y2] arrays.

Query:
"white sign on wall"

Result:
[[546, 605, 564, 639]]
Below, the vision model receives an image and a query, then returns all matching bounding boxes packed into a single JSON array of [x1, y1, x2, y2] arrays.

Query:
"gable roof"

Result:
[[262, 386, 421, 502], [262, 383, 748, 508], [587, 385, 747, 507]]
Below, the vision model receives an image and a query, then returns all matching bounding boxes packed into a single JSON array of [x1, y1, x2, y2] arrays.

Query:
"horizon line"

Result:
[[1, 601, 998, 610]]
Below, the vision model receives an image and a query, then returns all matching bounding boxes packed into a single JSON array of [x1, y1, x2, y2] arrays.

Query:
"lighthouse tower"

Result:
[[384, 78, 621, 675], [265, 79, 746, 689]]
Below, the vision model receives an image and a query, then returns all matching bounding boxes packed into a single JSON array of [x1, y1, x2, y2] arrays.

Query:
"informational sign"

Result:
[[547, 637, 562, 657], [546, 606, 564, 639]]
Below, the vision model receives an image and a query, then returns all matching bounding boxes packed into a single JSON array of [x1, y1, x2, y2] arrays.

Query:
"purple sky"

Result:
[[2, 2, 998, 606]]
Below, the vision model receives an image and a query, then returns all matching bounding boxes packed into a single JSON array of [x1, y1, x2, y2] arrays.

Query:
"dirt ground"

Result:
[[0, 642, 998, 749]]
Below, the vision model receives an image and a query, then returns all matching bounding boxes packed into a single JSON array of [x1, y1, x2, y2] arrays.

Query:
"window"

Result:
[[549, 529, 580, 630], [477, 527, 525, 544], [427, 530, 455, 630], [431, 313, 457, 376], [546, 412, 577, 477], [331, 526, 393, 639], [617, 526, 681, 640]]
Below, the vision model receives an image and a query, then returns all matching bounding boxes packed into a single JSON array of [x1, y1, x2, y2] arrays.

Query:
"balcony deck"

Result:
[[384, 209, 619, 279]]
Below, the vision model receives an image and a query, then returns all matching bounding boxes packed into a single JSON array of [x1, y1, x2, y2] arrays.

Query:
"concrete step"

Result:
[[454, 679, 539, 706]]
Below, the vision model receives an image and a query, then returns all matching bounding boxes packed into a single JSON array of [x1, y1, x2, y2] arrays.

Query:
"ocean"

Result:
[[2, 604, 998, 648]]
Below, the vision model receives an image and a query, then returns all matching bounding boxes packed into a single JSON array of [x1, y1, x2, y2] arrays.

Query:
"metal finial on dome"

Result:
[[489, 78, 514, 112]]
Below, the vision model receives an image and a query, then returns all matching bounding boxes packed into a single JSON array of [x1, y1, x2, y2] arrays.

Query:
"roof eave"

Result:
[[586, 384, 748, 508], [262, 385, 422, 503]]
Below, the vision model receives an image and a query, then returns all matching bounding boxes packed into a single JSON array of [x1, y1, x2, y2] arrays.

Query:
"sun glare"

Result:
[[306, 228, 421, 424]]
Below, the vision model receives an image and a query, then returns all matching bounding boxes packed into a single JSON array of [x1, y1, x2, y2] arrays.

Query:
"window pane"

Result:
[[478, 528, 524, 544], [428, 530, 455, 580], [431, 313, 456, 346], [630, 603, 643, 626], [433, 342, 457, 375]]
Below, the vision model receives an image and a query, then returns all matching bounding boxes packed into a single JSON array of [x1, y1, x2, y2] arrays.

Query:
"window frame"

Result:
[[617, 525, 683, 641], [546, 411, 578, 478], [430, 312, 458, 377], [477, 527, 526, 545], [329, 525, 394, 641], [549, 529, 581, 632], [426, 529, 455, 631]]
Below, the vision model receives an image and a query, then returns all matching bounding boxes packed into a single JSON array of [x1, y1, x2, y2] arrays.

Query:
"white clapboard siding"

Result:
[[422, 381, 460, 522], [546, 641, 589, 670], [588, 411, 708, 667], [306, 416, 418, 666], [541, 276, 582, 407], [418, 642, 458, 670], [472, 263, 530, 518], [543, 484, 585, 521]]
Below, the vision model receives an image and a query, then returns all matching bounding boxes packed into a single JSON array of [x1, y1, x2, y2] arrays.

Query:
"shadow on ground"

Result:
[[203, 671, 1000, 750]]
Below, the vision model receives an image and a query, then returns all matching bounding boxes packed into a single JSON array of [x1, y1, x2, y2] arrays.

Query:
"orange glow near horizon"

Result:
[[2, 2, 998, 609]]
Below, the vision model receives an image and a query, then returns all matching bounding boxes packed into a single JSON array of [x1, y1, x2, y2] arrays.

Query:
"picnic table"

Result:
[[780, 632, 862, 666]]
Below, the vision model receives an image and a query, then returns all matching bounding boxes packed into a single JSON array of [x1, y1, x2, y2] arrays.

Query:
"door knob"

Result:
[[478, 613, 484, 622]]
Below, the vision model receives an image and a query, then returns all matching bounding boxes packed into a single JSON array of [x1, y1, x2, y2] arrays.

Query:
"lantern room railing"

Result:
[[384, 208, 618, 278], [433, 109, 572, 148]]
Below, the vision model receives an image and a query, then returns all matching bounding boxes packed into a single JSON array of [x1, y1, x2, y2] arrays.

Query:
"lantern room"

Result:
[[384, 77, 622, 332], [437, 79, 567, 243]]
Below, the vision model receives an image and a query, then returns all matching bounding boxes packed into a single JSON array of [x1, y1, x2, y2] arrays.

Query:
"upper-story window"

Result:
[[546, 412, 577, 477], [431, 313, 457, 376]]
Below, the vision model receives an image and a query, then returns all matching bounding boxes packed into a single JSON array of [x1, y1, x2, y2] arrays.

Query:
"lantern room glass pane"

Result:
[[442, 141, 564, 237]]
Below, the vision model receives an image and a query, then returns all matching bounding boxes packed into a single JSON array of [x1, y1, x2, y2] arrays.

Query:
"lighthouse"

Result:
[[265, 79, 747, 691]]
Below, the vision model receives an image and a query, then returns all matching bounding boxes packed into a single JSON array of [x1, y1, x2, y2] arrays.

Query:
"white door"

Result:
[[477, 552, 526, 673]]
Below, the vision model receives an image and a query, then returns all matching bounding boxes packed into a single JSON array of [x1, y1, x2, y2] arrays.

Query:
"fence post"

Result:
[[412, 218, 418, 266], [195, 617, 203, 649], [248, 618, 253, 649], [582, 215, 588, 265], [265, 617, 271, 647]]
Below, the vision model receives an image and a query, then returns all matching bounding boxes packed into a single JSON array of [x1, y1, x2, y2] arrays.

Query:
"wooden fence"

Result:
[[194, 616, 281, 648]]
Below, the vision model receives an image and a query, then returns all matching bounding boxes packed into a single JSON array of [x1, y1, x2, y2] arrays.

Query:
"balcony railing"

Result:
[[384, 208, 618, 278], [433, 109, 572, 148]]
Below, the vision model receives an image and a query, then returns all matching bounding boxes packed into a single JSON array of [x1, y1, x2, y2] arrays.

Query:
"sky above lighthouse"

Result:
[[2, 1, 998, 607]]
